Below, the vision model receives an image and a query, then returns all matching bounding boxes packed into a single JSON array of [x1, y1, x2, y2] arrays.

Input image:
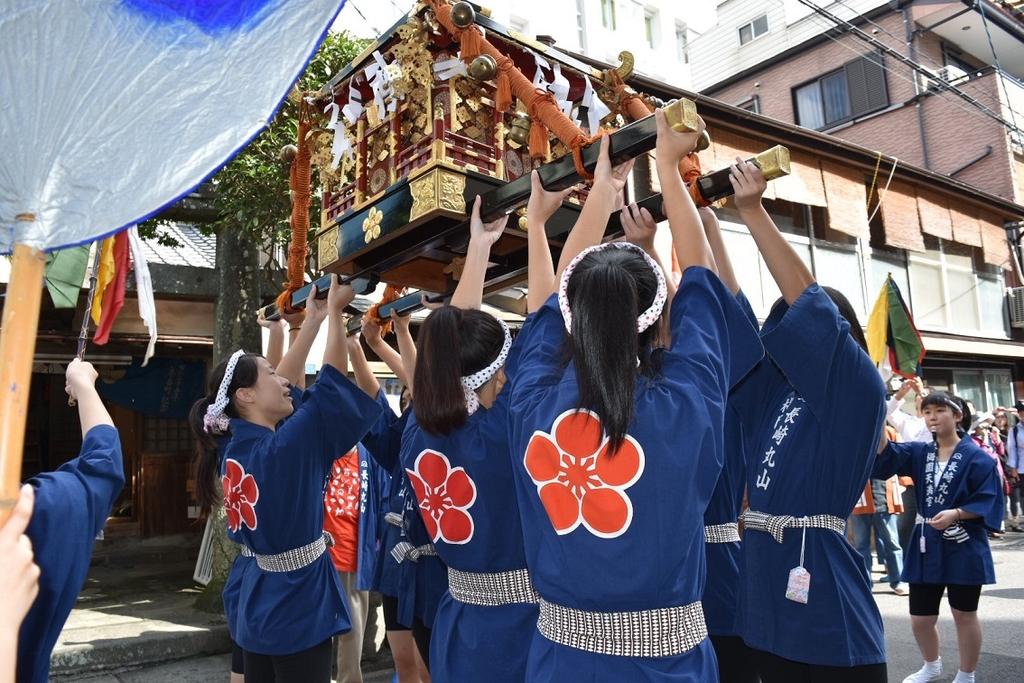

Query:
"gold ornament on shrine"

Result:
[[467, 54, 497, 81], [450, 1, 475, 28], [507, 113, 531, 148]]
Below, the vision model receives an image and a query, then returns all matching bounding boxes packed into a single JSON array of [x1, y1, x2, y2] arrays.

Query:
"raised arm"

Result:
[[621, 202, 678, 303], [731, 158, 813, 305], [258, 312, 286, 369], [450, 196, 509, 310], [391, 311, 417, 393], [698, 207, 739, 294], [322, 276, 354, 374], [346, 332, 381, 398], [277, 283, 328, 388], [555, 135, 634, 277], [653, 110, 715, 274], [363, 316, 409, 389], [525, 171, 575, 312], [65, 359, 114, 436]]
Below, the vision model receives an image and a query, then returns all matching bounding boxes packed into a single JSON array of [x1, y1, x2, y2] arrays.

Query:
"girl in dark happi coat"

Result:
[[189, 278, 381, 682], [874, 391, 1002, 683], [508, 116, 762, 681], [726, 160, 888, 683]]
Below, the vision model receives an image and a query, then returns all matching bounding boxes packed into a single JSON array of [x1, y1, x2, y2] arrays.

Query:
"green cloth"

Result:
[[44, 245, 90, 308]]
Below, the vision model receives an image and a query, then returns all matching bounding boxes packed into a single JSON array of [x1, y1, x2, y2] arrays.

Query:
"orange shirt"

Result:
[[324, 449, 361, 572]]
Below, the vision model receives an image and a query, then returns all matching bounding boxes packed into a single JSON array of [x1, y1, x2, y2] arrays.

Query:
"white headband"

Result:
[[461, 319, 512, 415], [558, 242, 668, 334], [204, 350, 246, 435]]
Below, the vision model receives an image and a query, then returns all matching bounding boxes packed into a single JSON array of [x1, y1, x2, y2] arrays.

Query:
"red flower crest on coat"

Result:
[[524, 410, 645, 539], [222, 458, 259, 533], [406, 450, 477, 545]]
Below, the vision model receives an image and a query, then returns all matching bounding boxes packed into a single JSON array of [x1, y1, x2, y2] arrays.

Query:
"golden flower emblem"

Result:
[[362, 207, 383, 244]]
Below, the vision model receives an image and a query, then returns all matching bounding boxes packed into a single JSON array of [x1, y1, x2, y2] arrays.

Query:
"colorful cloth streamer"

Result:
[[867, 274, 926, 379]]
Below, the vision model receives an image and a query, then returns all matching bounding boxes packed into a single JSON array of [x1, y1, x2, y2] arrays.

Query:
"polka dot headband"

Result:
[[203, 349, 246, 435], [558, 242, 668, 334], [461, 318, 511, 415]]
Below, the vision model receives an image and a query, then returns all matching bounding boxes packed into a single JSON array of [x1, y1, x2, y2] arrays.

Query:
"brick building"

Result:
[[685, 0, 1024, 410]]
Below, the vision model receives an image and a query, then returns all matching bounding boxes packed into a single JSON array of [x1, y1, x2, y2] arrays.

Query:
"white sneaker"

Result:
[[952, 671, 975, 683], [903, 659, 943, 683]]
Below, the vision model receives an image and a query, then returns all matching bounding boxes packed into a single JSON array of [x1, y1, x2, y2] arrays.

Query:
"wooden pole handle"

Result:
[[0, 243, 46, 523]]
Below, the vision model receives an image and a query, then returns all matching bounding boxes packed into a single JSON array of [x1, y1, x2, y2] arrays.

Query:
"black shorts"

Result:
[[231, 640, 245, 675], [754, 648, 887, 683], [909, 583, 982, 615], [382, 594, 409, 631]]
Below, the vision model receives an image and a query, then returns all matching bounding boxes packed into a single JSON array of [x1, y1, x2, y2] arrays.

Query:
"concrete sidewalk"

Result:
[[51, 536, 231, 679]]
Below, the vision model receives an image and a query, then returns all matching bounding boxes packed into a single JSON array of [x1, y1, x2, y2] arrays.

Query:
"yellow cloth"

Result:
[[90, 237, 116, 325], [866, 278, 889, 365]]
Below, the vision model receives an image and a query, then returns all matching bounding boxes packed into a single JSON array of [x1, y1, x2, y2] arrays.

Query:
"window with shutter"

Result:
[[792, 51, 889, 129]]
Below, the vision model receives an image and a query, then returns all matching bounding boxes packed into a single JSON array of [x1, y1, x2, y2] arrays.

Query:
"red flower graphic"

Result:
[[406, 450, 477, 545], [221, 458, 259, 533], [524, 410, 645, 539]]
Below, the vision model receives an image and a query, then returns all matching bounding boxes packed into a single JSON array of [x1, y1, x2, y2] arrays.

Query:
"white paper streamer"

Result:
[[324, 102, 354, 168], [532, 53, 551, 89], [582, 76, 612, 134], [341, 80, 364, 125], [550, 63, 573, 116], [433, 56, 467, 81]]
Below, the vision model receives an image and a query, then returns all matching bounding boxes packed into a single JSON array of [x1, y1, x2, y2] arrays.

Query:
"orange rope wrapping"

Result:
[[366, 285, 406, 336], [428, 0, 588, 159], [276, 109, 313, 315]]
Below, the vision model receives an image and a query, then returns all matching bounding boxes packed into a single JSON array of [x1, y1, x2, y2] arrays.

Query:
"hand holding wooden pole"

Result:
[[0, 224, 47, 523]]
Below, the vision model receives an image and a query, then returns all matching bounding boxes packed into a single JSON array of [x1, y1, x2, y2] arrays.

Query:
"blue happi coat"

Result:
[[18, 425, 126, 683], [223, 365, 381, 655], [873, 434, 1001, 585], [508, 268, 762, 681], [731, 285, 887, 667], [400, 324, 536, 682], [702, 291, 758, 638]]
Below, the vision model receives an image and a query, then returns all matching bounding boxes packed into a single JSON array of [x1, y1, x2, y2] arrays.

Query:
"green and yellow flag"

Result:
[[867, 274, 925, 378]]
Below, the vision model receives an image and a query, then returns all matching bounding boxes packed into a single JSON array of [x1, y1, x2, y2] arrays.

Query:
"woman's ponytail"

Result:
[[566, 248, 659, 453], [189, 395, 220, 517]]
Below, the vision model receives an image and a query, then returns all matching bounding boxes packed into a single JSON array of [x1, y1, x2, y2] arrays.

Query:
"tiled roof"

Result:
[[140, 223, 217, 269]]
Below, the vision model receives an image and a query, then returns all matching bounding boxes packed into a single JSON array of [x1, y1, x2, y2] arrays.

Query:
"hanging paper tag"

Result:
[[785, 566, 810, 604], [920, 533, 926, 553]]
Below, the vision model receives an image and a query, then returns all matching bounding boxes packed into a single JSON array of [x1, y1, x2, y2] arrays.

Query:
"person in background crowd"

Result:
[[887, 377, 931, 551], [971, 414, 1007, 540], [875, 391, 1002, 683], [851, 424, 907, 597], [17, 359, 126, 683], [1, 486, 38, 683], [361, 315, 431, 683], [1005, 402, 1023, 532], [322, 332, 392, 683]]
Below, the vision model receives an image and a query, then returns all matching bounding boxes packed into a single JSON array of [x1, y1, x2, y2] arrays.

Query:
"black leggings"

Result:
[[711, 635, 759, 683], [242, 638, 333, 683], [411, 617, 432, 672], [754, 648, 887, 683], [909, 582, 982, 615]]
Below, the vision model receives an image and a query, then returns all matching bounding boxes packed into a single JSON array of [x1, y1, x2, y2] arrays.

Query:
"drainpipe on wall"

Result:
[[903, 3, 932, 170]]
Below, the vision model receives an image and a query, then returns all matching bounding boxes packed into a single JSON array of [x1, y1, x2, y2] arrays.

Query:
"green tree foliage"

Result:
[[141, 31, 368, 253]]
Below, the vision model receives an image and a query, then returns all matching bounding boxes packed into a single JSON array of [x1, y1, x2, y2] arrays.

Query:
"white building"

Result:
[[333, 0, 715, 88], [688, 0, 891, 92]]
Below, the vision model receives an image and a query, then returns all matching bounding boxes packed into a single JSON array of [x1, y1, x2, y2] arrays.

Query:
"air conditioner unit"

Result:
[[917, 67, 942, 92], [1008, 287, 1024, 328]]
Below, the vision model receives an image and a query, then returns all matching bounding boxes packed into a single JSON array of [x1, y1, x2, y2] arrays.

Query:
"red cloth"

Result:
[[323, 449, 361, 572], [93, 231, 130, 345]]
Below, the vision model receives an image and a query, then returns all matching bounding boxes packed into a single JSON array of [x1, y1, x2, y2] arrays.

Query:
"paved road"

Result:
[[70, 535, 1023, 682], [878, 532, 1023, 682]]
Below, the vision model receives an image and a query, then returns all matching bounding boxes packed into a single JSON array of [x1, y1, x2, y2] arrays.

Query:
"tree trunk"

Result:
[[196, 228, 263, 613]]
